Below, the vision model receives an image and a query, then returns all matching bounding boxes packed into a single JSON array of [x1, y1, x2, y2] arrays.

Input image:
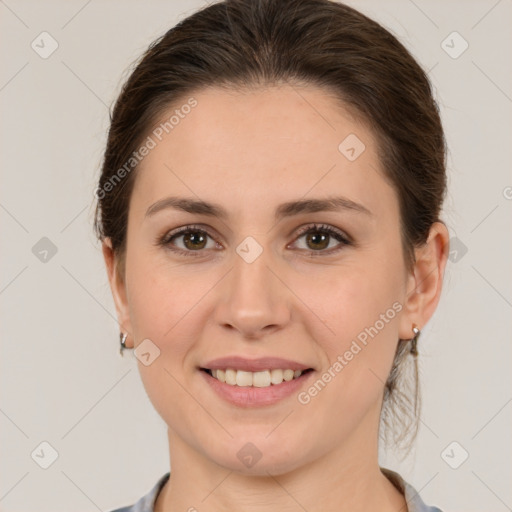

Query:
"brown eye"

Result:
[[159, 225, 218, 257], [292, 223, 352, 255], [180, 231, 208, 250], [304, 231, 330, 251]]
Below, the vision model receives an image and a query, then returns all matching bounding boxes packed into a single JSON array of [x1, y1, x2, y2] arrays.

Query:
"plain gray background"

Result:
[[1, 1, 511, 511]]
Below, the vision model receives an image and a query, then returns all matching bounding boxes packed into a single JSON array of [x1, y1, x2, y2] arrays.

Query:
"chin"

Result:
[[207, 438, 311, 477]]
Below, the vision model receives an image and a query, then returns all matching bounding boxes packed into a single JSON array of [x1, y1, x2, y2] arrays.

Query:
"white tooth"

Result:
[[252, 370, 271, 387], [213, 368, 303, 386], [283, 369, 294, 381], [270, 369, 284, 384], [236, 370, 253, 387], [225, 369, 237, 385]]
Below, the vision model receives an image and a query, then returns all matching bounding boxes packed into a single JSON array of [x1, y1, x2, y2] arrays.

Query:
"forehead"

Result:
[[130, 84, 397, 222]]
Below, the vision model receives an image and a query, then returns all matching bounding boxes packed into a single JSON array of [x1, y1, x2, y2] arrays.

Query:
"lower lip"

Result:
[[200, 369, 314, 407]]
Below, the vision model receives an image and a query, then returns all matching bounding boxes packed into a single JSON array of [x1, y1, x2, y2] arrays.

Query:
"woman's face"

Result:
[[107, 84, 431, 474]]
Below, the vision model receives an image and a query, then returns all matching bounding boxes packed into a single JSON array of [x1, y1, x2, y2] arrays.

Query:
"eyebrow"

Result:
[[145, 195, 372, 221]]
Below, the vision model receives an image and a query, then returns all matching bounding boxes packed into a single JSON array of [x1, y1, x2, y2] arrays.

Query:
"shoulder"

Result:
[[106, 473, 170, 512], [381, 468, 444, 512]]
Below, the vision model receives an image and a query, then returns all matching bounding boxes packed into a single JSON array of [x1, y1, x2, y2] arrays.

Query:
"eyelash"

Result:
[[157, 223, 352, 258]]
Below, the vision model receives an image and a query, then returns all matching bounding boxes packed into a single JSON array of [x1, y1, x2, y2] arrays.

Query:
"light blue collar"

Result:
[[110, 469, 443, 512]]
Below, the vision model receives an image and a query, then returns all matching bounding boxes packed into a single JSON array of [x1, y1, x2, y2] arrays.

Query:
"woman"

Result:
[[95, 0, 449, 510]]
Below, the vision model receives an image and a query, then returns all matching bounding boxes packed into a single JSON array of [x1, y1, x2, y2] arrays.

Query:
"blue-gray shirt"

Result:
[[109, 469, 443, 512]]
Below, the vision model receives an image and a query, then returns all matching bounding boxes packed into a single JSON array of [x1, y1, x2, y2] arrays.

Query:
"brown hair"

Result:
[[94, 0, 447, 453]]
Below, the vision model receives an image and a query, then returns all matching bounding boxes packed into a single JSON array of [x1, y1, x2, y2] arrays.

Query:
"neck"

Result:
[[155, 424, 406, 512]]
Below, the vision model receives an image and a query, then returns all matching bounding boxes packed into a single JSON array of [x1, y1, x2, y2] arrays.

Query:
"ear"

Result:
[[102, 238, 133, 348], [398, 221, 450, 340]]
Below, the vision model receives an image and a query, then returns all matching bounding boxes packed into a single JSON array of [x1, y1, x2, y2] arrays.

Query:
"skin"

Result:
[[102, 84, 449, 512]]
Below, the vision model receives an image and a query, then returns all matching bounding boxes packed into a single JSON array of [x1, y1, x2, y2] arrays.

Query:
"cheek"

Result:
[[295, 254, 403, 344], [126, 247, 202, 341], [123, 250, 199, 379], [299, 256, 403, 403], [124, 257, 205, 427]]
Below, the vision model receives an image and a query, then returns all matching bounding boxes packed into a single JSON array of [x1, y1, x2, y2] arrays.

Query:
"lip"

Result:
[[200, 368, 315, 408], [201, 356, 313, 372]]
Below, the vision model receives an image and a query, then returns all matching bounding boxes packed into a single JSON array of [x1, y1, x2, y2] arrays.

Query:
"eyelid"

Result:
[[287, 223, 352, 256], [157, 223, 222, 256], [161, 223, 222, 244], [292, 223, 352, 244]]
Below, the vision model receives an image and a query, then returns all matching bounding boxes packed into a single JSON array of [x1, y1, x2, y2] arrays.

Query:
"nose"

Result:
[[214, 244, 291, 340]]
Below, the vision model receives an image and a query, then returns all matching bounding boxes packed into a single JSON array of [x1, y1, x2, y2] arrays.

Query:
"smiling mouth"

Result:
[[200, 367, 314, 387]]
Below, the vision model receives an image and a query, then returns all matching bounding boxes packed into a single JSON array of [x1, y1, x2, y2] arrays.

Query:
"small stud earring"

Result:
[[410, 324, 420, 356], [119, 332, 128, 356]]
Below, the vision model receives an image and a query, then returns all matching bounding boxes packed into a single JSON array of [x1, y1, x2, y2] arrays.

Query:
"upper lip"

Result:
[[201, 356, 313, 372]]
